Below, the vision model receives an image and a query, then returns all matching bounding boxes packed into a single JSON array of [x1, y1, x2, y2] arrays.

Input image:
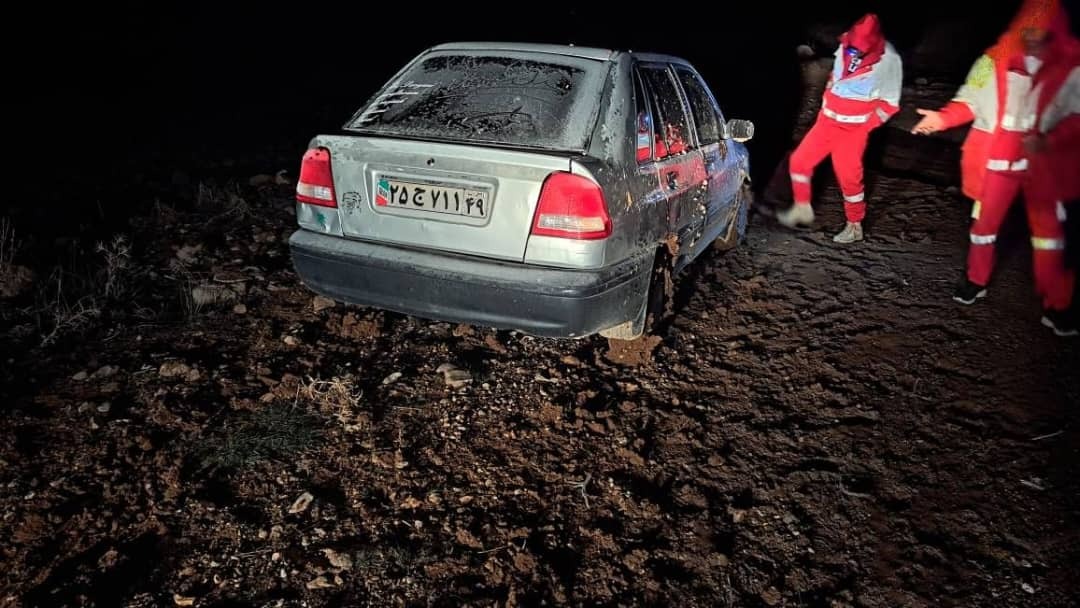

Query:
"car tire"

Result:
[[713, 180, 752, 251], [601, 249, 673, 341]]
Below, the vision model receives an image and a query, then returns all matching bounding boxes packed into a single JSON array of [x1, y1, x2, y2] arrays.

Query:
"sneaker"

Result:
[[1041, 309, 1078, 337], [777, 203, 815, 228], [832, 222, 864, 243], [953, 279, 987, 305]]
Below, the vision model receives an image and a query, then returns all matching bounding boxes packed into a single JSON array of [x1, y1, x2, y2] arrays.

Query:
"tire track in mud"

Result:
[[627, 177, 1080, 606]]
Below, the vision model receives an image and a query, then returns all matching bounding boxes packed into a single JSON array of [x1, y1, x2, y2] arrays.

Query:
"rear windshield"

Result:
[[344, 51, 607, 151]]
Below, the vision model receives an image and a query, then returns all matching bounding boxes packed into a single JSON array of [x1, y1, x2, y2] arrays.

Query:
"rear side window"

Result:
[[344, 51, 606, 151], [633, 70, 655, 163], [675, 68, 721, 145], [639, 65, 692, 158]]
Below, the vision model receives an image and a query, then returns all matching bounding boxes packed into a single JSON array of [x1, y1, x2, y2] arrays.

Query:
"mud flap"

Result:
[[644, 251, 675, 333], [600, 249, 674, 341], [599, 292, 647, 340]]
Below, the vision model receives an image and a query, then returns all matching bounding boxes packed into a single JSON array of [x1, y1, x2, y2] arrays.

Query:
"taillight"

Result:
[[531, 172, 611, 240], [296, 147, 337, 207]]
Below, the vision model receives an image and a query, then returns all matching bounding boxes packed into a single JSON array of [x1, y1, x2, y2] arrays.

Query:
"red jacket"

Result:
[[937, 0, 1060, 197], [820, 14, 903, 129]]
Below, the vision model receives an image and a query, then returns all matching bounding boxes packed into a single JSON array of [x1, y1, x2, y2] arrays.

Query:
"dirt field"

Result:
[[2, 157, 1078, 608]]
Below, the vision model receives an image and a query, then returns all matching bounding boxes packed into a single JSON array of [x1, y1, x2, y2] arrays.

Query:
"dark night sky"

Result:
[[8, 1, 1021, 221]]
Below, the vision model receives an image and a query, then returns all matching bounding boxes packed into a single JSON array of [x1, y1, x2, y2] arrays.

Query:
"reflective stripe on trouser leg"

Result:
[[843, 191, 866, 223], [970, 233, 997, 245], [1031, 237, 1066, 250], [987, 158, 1029, 171]]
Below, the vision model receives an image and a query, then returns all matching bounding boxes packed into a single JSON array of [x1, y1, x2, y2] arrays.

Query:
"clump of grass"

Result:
[[196, 404, 321, 472], [166, 265, 205, 323], [0, 217, 17, 277], [354, 545, 427, 577], [0, 217, 35, 301], [95, 234, 132, 300], [217, 192, 253, 221], [196, 181, 252, 221], [38, 267, 101, 347], [34, 233, 144, 346], [153, 198, 178, 225], [179, 278, 204, 323], [195, 181, 225, 210]]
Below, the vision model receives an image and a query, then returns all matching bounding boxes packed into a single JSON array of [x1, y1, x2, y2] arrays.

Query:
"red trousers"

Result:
[[789, 116, 871, 223], [968, 169, 1074, 311]]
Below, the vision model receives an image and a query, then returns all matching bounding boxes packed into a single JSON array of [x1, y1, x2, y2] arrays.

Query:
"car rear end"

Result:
[[288, 44, 652, 338]]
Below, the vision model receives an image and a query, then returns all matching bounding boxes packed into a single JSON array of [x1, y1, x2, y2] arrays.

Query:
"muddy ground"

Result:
[[2, 154, 1078, 608], [3, 35, 1080, 606]]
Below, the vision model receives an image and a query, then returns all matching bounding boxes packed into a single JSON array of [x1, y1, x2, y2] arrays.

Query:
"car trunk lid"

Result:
[[314, 134, 572, 262]]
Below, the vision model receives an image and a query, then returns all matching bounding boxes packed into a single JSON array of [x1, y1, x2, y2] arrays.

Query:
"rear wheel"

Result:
[[600, 250, 673, 341]]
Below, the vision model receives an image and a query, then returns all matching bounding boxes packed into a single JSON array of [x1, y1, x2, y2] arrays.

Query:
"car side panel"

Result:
[[576, 55, 666, 271]]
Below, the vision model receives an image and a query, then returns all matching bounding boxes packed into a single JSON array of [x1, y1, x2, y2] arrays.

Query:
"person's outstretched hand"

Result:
[[912, 108, 945, 135]]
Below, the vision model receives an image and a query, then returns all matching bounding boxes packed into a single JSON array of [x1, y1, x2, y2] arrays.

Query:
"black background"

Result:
[[7, 1, 1022, 224]]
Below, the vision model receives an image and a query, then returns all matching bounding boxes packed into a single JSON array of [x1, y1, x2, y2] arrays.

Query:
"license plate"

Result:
[[375, 178, 488, 218]]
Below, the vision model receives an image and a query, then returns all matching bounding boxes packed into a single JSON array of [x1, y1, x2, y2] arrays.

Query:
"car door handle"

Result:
[[665, 171, 678, 190]]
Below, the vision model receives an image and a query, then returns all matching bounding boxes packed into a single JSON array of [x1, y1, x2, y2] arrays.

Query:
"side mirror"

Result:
[[727, 119, 754, 143]]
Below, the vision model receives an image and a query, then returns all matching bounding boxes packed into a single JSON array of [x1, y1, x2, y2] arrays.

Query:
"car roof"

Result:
[[428, 42, 694, 67], [628, 52, 694, 68], [430, 42, 616, 61]]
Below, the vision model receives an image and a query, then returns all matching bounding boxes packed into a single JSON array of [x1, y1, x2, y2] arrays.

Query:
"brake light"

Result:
[[296, 147, 337, 207], [531, 172, 611, 240]]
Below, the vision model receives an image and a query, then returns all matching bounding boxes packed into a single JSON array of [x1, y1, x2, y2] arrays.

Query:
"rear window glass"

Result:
[[344, 51, 607, 151]]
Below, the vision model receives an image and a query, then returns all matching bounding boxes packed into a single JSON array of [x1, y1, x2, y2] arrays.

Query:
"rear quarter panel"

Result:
[[579, 54, 668, 268]]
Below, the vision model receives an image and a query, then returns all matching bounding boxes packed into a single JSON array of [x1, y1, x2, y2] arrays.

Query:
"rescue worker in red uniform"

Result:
[[913, 0, 1060, 201], [778, 13, 903, 243], [918, 5, 1079, 336]]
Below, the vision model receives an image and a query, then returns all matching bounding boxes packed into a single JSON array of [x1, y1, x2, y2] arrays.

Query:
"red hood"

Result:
[[839, 13, 886, 74], [1007, 5, 1080, 75], [988, 0, 1059, 64], [1000, 3, 1080, 121]]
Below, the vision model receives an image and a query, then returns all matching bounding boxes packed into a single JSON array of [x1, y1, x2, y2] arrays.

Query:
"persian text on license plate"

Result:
[[375, 178, 487, 218]]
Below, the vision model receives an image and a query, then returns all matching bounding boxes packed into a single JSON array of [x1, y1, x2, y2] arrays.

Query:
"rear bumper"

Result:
[[288, 229, 651, 338]]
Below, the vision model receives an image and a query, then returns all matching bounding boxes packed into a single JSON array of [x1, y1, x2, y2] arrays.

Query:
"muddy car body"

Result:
[[288, 42, 753, 339]]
